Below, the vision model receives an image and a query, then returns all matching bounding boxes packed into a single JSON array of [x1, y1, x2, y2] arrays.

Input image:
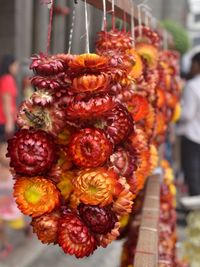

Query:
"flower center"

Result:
[[24, 186, 42, 204], [88, 185, 98, 194], [84, 142, 93, 154]]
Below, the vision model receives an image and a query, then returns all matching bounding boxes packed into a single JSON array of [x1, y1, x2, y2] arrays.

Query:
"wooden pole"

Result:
[[81, 0, 169, 36], [134, 175, 160, 267], [81, 0, 145, 25]]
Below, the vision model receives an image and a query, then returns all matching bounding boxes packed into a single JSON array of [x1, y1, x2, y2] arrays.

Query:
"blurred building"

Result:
[[0, 0, 69, 58], [187, 0, 200, 46], [0, 0, 103, 60], [0, 0, 191, 61], [135, 0, 188, 25]]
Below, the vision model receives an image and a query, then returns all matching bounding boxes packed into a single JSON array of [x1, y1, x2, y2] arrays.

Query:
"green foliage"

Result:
[[161, 19, 191, 54]]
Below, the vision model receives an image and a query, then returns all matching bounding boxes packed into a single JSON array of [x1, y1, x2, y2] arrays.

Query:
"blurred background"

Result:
[[1, 0, 198, 97], [0, 0, 200, 267]]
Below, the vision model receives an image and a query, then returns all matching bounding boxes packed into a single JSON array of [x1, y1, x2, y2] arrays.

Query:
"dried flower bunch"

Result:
[[8, 16, 182, 258]]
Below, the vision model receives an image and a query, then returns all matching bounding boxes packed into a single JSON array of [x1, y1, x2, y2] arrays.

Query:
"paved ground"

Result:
[[0, 194, 187, 267], [0, 223, 186, 267], [0, 230, 124, 267]]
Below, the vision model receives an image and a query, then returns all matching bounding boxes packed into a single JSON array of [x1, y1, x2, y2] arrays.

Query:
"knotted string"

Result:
[[68, 6, 76, 54]]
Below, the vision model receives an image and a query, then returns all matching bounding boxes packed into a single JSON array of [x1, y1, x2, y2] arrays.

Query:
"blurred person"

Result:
[[178, 52, 200, 196], [0, 55, 18, 165], [0, 55, 25, 259]]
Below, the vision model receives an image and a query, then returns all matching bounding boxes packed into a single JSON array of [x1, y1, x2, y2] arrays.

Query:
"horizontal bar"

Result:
[[83, 0, 145, 25]]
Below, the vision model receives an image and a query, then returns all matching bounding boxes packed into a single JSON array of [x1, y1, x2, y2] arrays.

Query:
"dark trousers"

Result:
[[181, 136, 200, 196]]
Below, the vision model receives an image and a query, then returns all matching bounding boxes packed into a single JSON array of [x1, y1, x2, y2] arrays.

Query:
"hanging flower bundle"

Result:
[[120, 160, 184, 267], [153, 50, 182, 145], [7, 51, 138, 258], [7, 2, 182, 259], [159, 160, 178, 267]]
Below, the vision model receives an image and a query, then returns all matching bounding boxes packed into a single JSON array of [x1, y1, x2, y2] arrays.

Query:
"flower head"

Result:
[[14, 176, 60, 217]]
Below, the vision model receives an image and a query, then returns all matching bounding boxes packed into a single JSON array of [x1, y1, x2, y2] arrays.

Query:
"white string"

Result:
[[102, 0, 107, 30], [130, 0, 135, 46], [140, 4, 152, 28], [68, 7, 76, 54], [140, 226, 158, 232], [137, 5, 142, 37], [111, 0, 115, 31], [112, 0, 115, 12], [84, 0, 90, 53]]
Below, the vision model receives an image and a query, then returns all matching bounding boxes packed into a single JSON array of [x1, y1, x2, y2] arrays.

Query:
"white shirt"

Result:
[[177, 74, 200, 144]]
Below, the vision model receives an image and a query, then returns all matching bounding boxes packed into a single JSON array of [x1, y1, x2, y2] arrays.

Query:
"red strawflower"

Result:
[[66, 94, 116, 120], [31, 73, 71, 90], [96, 30, 133, 53], [30, 90, 53, 106], [30, 53, 68, 76], [58, 211, 97, 258], [109, 147, 136, 177], [69, 128, 113, 168], [96, 104, 134, 145], [127, 174, 138, 196], [31, 211, 60, 244], [78, 204, 117, 234], [134, 26, 161, 47], [7, 129, 56, 176]]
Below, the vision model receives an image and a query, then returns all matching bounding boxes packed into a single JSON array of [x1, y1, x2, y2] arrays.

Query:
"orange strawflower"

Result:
[[126, 49, 143, 80], [69, 53, 108, 71], [127, 94, 149, 122], [72, 74, 110, 94], [14, 176, 60, 217], [136, 43, 158, 69], [113, 177, 134, 216], [73, 168, 121, 207]]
